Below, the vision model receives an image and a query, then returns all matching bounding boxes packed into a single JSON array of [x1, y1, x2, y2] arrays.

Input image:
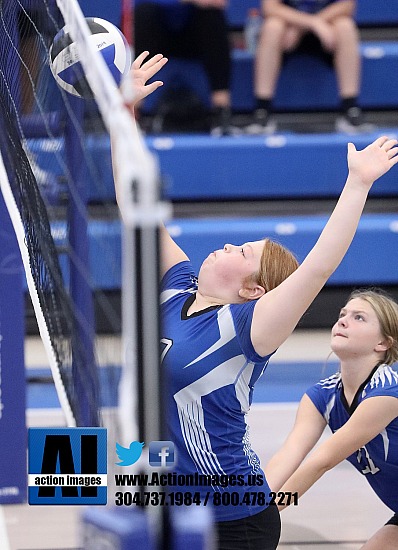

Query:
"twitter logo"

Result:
[[115, 441, 144, 466]]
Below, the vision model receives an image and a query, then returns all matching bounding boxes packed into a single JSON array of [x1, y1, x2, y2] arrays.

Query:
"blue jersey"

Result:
[[283, 0, 343, 14], [160, 261, 274, 521], [306, 365, 398, 513]]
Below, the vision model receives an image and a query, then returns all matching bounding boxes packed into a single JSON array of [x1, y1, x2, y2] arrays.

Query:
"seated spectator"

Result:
[[248, 0, 374, 135], [134, 0, 235, 135]]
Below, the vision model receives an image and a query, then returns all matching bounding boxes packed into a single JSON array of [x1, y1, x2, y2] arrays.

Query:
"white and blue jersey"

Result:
[[306, 364, 398, 513], [160, 261, 273, 521]]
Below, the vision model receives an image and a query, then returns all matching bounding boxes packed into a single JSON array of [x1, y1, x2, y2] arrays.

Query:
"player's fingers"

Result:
[[141, 53, 166, 71], [387, 144, 398, 159], [347, 142, 356, 154], [140, 81, 164, 99], [132, 51, 149, 69], [382, 138, 398, 151], [374, 135, 390, 148], [389, 154, 398, 166], [142, 57, 168, 81]]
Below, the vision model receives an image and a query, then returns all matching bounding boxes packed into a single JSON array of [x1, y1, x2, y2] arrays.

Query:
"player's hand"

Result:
[[347, 136, 398, 189], [122, 51, 168, 111]]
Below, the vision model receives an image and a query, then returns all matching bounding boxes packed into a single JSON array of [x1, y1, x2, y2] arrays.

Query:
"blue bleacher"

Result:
[[40, 212, 398, 293], [148, 132, 398, 201], [141, 41, 398, 114], [226, 0, 398, 28], [233, 42, 398, 112], [29, 130, 398, 205]]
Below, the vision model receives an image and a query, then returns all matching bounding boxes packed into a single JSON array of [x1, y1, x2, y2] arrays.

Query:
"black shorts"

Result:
[[284, 32, 334, 67], [215, 504, 281, 550], [385, 513, 398, 527]]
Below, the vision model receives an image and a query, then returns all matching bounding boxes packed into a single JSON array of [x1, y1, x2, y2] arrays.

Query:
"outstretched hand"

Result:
[[347, 136, 398, 188], [121, 51, 168, 111]]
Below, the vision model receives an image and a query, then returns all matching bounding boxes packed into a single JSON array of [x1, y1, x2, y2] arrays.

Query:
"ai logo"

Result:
[[148, 441, 175, 467], [28, 428, 107, 505]]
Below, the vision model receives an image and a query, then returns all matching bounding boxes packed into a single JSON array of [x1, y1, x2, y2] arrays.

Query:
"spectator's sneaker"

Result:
[[335, 107, 376, 134], [245, 109, 277, 135], [210, 107, 241, 137]]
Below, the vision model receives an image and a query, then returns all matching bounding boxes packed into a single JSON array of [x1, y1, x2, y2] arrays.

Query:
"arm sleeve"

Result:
[[306, 382, 328, 417], [230, 301, 274, 363]]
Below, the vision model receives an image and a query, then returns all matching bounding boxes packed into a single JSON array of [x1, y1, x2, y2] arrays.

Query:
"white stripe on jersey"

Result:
[[177, 401, 224, 476], [380, 429, 389, 461], [174, 354, 253, 476], [235, 362, 255, 414], [324, 394, 336, 424], [368, 365, 398, 392], [318, 372, 341, 390], [184, 306, 235, 368], [160, 288, 193, 304]]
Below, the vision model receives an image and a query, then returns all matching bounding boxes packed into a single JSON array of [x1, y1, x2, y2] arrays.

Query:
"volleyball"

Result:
[[49, 17, 132, 98]]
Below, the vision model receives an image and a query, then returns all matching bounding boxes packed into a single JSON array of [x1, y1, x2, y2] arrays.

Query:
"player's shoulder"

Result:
[[362, 364, 398, 398], [161, 260, 197, 293], [316, 371, 342, 391], [305, 372, 341, 417], [307, 371, 341, 400]]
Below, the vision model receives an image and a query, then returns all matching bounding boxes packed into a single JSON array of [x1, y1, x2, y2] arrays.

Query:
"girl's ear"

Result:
[[375, 336, 393, 353], [238, 284, 266, 301]]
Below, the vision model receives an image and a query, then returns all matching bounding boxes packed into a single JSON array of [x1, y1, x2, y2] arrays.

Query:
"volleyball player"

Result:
[[265, 288, 398, 549], [120, 52, 398, 549]]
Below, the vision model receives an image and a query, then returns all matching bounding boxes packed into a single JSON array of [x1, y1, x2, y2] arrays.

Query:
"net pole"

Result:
[[55, 1, 171, 543], [64, 96, 99, 427]]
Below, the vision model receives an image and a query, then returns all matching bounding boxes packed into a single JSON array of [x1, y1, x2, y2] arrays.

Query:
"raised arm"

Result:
[[160, 226, 189, 278], [278, 395, 398, 508], [112, 51, 167, 202], [264, 395, 326, 492], [251, 137, 398, 357], [111, 52, 189, 276]]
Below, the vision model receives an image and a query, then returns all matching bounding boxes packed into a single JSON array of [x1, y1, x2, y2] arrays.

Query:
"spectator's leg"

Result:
[[134, 2, 170, 121], [191, 7, 231, 109], [332, 16, 361, 100], [188, 7, 235, 134], [333, 16, 374, 132], [134, 3, 169, 59], [248, 17, 301, 134], [255, 16, 290, 102]]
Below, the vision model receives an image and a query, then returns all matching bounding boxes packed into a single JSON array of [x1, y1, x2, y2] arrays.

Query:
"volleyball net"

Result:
[[0, 0, 164, 437]]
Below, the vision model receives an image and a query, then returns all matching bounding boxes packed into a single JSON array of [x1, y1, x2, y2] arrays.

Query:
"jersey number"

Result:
[[356, 445, 380, 475], [160, 338, 173, 363]]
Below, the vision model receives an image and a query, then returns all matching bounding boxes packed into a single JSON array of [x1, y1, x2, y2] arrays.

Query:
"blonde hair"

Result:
[[348, 288, 398, 366], [244, 238, 299, 293]]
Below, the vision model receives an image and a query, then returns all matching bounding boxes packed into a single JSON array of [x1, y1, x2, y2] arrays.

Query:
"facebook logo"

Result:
[[149, 441, 175, 467]]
